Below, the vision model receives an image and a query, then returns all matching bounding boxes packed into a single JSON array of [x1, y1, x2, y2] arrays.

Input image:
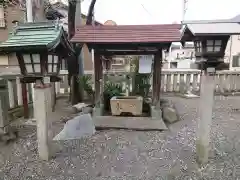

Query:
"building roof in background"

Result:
[[72, 24, 181, 44]]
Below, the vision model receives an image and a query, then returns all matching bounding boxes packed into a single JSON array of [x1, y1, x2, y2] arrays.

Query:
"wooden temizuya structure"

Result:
[[71, 24, 181, 118]]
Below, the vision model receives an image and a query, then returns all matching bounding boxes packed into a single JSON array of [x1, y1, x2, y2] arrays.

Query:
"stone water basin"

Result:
[[110, 96, 143, 116]]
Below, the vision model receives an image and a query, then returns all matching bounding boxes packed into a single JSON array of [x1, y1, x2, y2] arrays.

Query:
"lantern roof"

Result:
[[0, 21, 75, 55], [181, 21, 240, 41]]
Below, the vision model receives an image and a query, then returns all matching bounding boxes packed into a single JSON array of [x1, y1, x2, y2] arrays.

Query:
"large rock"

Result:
[[160, 98, 176, 109], [160, 98, 170, 107], [147, 98, 171, 107], [53, 113, 96, 141], [82, 106, 93, 114], [0, 129, 18, 144], [72, 103, 92, 114], [162, 107, 179, 124]]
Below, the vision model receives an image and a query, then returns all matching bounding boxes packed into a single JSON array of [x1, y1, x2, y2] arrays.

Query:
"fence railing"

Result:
[[3, 69, 240, 117], [76, 69, 240, 95], [1, 72, 69, 119]]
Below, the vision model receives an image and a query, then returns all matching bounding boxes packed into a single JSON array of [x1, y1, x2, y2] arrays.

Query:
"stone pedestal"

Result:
[[93, 103, 104, 117], [0, 78, 9, 133], [196, 68, 215, 164], [33, 83, 53, 161], [16, 77, 23, 105], [151, 106, 162, 120], [51, 82, 56, 112]]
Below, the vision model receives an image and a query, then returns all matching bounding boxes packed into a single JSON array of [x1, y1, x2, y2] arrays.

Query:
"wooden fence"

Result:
[[3, 69, 240, 116], [82, 69, 240, 94], [2, 72, 69, 111]]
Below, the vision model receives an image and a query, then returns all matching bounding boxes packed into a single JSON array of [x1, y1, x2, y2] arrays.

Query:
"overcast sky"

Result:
[[64, 0, 240, 25]]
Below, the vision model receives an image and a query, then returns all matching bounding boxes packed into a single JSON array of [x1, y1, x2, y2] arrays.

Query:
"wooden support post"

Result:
[[7, 80, 15, 109], [152, 50, 162, 107], [22, 83, 29, 119], [126, 75, 130, 96], [105, 60, 110, 83], [152, 53, 157, 106], [94, 53, 100, 107], [100, 79, 103, 105], [156, 51, 162, 108], [0, 78, 10, 133], [131, 74, 135, 96], [93, 52, 104, 117], [151, 50, 163, 120], [99, 57, 104, 105], [16, 77, 23, 106], [70, 75, 80, 105], [196, 67, 215, 164], [51, 82, 56, 112]]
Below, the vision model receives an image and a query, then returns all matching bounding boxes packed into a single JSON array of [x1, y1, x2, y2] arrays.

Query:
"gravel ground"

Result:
[[1, 96, 240, 179]]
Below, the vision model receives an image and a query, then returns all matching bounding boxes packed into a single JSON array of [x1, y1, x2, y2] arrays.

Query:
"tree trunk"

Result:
[[86, 0, 97, 25], [68, 0, 81, 105], [68, 0, 76, 40]]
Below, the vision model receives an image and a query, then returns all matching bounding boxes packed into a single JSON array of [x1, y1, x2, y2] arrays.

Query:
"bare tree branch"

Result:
[[86, 0, 96, 25], [68, 0, 76, 39]]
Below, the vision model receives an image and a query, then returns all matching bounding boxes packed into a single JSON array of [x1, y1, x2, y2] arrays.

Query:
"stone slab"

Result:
[[151, 106, 162, 120], [94, 116, 168, 130], [53, 113, 96, 141]]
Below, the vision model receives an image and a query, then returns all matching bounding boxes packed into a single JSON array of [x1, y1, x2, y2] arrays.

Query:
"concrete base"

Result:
[[196, 139, 209, 164], [0, 85, 10, 134], [94, 116, 168, 130], [0, 126, 9, 134], [151, 106, 162, 120], [93, 103, 104, 117]]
